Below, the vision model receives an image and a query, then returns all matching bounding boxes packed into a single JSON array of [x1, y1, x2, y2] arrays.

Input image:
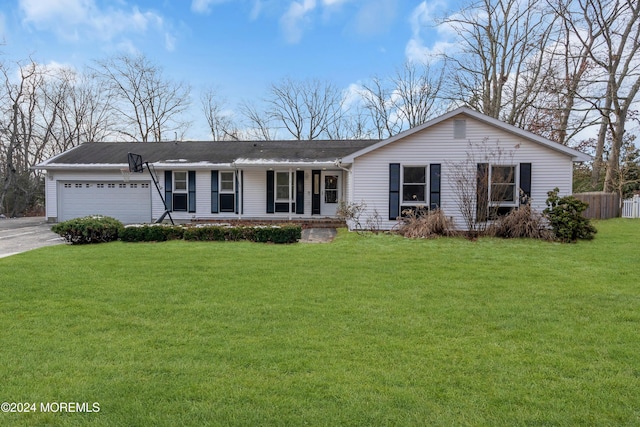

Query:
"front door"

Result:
[[321, 172, 340, 217]]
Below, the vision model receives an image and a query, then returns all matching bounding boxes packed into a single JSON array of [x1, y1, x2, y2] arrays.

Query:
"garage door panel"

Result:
[[59, 181, 151, 224]]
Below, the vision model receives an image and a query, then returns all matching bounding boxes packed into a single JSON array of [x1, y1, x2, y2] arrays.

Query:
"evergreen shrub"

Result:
[[52, 215, 124, 244]]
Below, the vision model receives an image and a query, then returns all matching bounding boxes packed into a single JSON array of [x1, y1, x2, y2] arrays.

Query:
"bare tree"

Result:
[[238, 101, 276, 140], [265, 77, 344, 140], [441, 0, 557, 125], [360, 75, 402, 139], [0, 60, 45, 216], [360, 62, 444, 138], [392, 62, 445, 129], [200, 86, 238, 141], [91, 54, 191, 142], [558, 0, 640, 192]]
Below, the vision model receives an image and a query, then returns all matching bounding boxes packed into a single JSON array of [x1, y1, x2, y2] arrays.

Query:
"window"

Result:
[[220, 171, 234, 193], [490, 166, 516, 205], [399, 166, 429, 217], [402, 166, 426, 203], [219, 171, 235, 213], [173, 171, 188, 211], [272, 171, 295, 213], [276, 172, 291, 201], [174, 172, 187, 192]]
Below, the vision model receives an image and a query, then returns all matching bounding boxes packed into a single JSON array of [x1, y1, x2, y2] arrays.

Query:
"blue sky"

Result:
[[0, 0, 460, 139]]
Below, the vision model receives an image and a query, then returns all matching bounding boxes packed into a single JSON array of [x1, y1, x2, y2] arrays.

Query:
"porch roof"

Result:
[[35, 140, 380, 170]]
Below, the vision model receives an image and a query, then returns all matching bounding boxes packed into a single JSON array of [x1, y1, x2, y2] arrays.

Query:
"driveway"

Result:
[[0, 217, 65, 258]]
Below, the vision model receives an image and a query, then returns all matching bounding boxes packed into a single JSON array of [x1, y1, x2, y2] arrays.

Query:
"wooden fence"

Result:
[[573, 192, 620, 219]]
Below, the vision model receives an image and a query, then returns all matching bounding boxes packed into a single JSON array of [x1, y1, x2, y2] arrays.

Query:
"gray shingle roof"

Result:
[[39, 140, 380, 167]]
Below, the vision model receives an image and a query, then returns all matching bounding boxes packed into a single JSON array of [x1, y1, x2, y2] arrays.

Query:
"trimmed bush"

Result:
[[253, 225, 302, 244], [120, 224, 185, 242], [544, 188, 597, 243], [125, 224, 302, 244], [183, 226, 227, 241], [52, 216, 124, 244]]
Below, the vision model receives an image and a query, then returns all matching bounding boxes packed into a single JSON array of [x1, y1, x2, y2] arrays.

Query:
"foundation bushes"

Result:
[[396, 209, 455, 238], [120, 224, 185, 242], [182, 225, 228, 241], [123, 224, 302, 244], [52, 215, 124, 244], [487, 204, 554, 240], [543, 187, 597, 242]]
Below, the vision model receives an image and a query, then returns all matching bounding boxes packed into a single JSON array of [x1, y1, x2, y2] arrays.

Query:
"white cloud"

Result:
[[191, 0, 232, 15], [322, 0, 350, 7], [19, 0, 175, 51], [353, 0, 397, 37], [280, 0, 317, 44], [249, 0, 263, 20], [405, 0, 456, 64], [342, 82, 366, 110], [165, 32, 176, 52]]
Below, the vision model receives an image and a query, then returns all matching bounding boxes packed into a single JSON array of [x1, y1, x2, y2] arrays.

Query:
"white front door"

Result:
[[321, 172, 340, 217]]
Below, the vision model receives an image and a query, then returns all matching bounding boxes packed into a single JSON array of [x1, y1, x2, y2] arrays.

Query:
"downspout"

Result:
[[335, 158, 353, 229], [335, 159, 351, 201]]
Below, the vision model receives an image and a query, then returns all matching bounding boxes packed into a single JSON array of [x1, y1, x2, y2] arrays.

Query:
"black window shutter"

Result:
[[266, 170, 275, 214], [389, 163, 400, 220], [164, 171, 173, 211], [519, 163, 532, 204], [296, 170, 304, 214], [188, 171, 196, 213], [476, 163, 489, 222], [211, 171, 219, 213], [235, 171, 240, 214], [430, 164, 441, 209]]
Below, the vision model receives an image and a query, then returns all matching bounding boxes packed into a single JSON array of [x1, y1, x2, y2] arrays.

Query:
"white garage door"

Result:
[[58, 181, 152, 224]]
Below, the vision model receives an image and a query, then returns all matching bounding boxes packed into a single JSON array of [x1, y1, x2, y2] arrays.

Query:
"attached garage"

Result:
[[58, 181, 152, 224]]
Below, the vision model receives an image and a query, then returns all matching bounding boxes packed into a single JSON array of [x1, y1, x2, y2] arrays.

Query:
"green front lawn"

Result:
[[1, 219, 639, 426]]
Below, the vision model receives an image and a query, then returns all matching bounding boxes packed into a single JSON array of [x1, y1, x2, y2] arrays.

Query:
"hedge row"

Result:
[[52, 217, 302, 244], [120, 224, 185, 242], [183, 225, 302, 244], [122, 223, 302, 244]]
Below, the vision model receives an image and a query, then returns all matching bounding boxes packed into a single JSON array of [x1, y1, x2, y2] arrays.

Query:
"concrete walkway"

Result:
[[300, 228, 337, 243]]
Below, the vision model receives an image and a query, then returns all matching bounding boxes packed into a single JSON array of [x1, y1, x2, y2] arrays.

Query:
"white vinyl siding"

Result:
[[350, 116, 574, 231]]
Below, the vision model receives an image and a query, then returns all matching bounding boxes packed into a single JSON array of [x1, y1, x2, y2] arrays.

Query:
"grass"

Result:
[[1, 218, 639, 426]]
